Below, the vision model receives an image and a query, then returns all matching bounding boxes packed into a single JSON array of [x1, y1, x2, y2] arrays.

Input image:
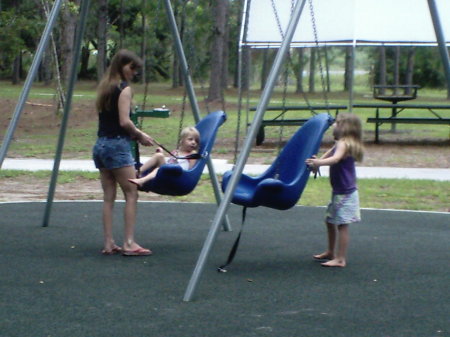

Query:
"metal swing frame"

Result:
[[182, 0, 450, 302], [0, 0, 231, 232]]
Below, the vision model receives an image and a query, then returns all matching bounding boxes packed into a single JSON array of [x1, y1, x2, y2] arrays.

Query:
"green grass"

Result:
[[1, 80, 449, 212], [1, 170, 447, 212], [2, 79, 449, 160]]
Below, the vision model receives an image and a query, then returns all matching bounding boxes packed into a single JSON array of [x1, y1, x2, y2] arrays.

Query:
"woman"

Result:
[[93, 49, 154, 256]]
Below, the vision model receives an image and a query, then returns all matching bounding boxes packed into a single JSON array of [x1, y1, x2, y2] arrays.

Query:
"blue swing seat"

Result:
[[139, 110, 227, 196], [221, 113, 334, 210]]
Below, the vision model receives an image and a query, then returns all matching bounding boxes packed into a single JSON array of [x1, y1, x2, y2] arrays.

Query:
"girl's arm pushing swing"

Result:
[[306, 140, 347, 169]]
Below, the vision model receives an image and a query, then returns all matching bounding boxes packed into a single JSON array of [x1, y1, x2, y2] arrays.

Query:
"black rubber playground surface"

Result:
[[0, 201, 448, 337]]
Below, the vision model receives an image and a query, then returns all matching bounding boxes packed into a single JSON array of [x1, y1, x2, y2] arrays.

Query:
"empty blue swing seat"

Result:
[[221, 113, 334, 210], [140, 110, 227, 196]]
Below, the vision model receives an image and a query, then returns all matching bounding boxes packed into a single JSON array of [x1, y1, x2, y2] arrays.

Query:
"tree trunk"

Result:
[[11, 53, 21, 85], [260, 49, 270, 90], [207, 0, 229, 102], [119, 0, 124, 49], [171, 3, 180, 89], [405, 47, 415, 93], [295, 48, 304, 94], [97, 0, 108, 82], [344, 46, 353, 92], [379, 45, 387, 85], [60, 0, 80, 85], [308, 48, 316, 93], [240, 47, 251, 91], [140, 0, 147, 84], [233, 0, 244, 89], [324, 46, 330, 92], [221, 17, 230, 90], [394, 46, 401, 92], [41, 49, 53, 85], [79, 43, 90, 78]]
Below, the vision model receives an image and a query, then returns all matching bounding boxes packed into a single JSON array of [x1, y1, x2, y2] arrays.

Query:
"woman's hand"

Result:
[[138, 131, 154, 146]]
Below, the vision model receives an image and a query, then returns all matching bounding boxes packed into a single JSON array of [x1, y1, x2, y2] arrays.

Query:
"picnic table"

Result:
[[249, 105, 347, 145], [352, 103, 450, 143]]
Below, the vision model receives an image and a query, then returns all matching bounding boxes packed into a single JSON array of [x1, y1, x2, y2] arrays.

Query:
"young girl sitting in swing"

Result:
[[128, 126, 200, 188]]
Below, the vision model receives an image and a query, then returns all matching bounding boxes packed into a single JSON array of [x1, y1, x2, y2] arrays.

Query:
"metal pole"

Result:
[[163, 0, 231, 232], [42, 0, 91, 227], [0, 0, 64, 168], [183, 0, 308, 302], [427, 0, 450, 98]]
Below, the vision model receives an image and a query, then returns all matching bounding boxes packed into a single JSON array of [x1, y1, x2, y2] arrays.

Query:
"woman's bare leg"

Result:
[[114, 166, 151, 253], [99, 168, 119, 252]]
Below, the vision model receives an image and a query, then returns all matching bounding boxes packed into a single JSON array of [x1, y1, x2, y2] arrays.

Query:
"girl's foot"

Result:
[[321, 259, 346, 268], [313, 252, 334, 260], [128, 178, 142, 187]]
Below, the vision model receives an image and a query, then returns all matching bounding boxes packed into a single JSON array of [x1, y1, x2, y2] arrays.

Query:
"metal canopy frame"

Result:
[[0, 0, 231, 232]]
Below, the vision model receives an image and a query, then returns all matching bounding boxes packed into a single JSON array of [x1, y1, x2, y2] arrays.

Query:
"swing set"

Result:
[[0, 0, 336, 302]]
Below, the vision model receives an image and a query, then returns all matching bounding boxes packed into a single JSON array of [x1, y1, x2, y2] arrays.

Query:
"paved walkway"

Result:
[[2, 158, 449, 181]]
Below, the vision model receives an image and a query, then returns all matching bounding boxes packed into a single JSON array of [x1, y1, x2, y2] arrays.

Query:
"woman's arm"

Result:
[[118, 87, 153, 146]]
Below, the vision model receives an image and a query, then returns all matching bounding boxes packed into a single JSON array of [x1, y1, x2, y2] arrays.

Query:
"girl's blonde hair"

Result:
[[335, 113, 364, 162], [96, 49, 143, 112], [179, 127, 200, 150]]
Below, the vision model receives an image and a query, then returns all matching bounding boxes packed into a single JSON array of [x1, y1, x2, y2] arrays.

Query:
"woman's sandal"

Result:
[[101, 246, 123, 255]]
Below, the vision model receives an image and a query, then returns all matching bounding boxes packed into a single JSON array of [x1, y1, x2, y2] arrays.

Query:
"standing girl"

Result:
[[128, 126, 200, 187], [93, 49, 154, 256], [305, 113, 364, 267]]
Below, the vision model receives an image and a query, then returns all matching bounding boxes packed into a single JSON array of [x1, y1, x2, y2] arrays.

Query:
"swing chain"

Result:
[[307, 0, 330, 112]]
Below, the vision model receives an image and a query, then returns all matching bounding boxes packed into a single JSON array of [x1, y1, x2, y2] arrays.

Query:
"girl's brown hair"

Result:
[[335, 113, 364, 162], [95, 49, 143, 112]]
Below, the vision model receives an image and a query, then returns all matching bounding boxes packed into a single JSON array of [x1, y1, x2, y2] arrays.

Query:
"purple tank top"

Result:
[[329, 150, 357, 194]]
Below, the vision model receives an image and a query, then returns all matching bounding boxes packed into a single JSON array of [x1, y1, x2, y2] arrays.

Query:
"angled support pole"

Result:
[[163, 0, 231, 232], [42, 0, 91, 227], [0, 0, 64, 168], [183, 0, 309, 302], [427, 0, 450, 98]]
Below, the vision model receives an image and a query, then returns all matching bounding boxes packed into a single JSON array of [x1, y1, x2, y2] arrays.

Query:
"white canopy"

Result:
[[242, 0, 450, 47]]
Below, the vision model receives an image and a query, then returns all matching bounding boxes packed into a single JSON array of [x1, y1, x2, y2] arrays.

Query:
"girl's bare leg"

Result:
[[313, 222, 336, 260], [322, 224, 348, 267], [139, 152, 165, 173], [129, 152, 165, 186], [128, 168, 159, 187]]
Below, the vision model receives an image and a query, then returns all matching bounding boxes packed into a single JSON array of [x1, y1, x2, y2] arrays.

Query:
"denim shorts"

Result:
[[92, 136, 135, 170]]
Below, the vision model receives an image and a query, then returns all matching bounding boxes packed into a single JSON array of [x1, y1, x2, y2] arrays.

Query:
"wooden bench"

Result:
[[353, 103, 450, 143], [249, 105, 347, 145]]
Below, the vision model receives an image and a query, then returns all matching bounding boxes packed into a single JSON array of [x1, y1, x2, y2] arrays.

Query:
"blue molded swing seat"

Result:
[[221, 113, 334, 210], [139, 110, 227, 196]]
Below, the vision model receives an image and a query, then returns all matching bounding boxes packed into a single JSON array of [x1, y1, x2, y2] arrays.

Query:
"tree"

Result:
[[0, 1, 41, 82], [96, 0, 108, 81], [294, 48, 306, 94], [308, 48, 316, 93], [59, 0, 81, 85], [207, 0, 229, 102]]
